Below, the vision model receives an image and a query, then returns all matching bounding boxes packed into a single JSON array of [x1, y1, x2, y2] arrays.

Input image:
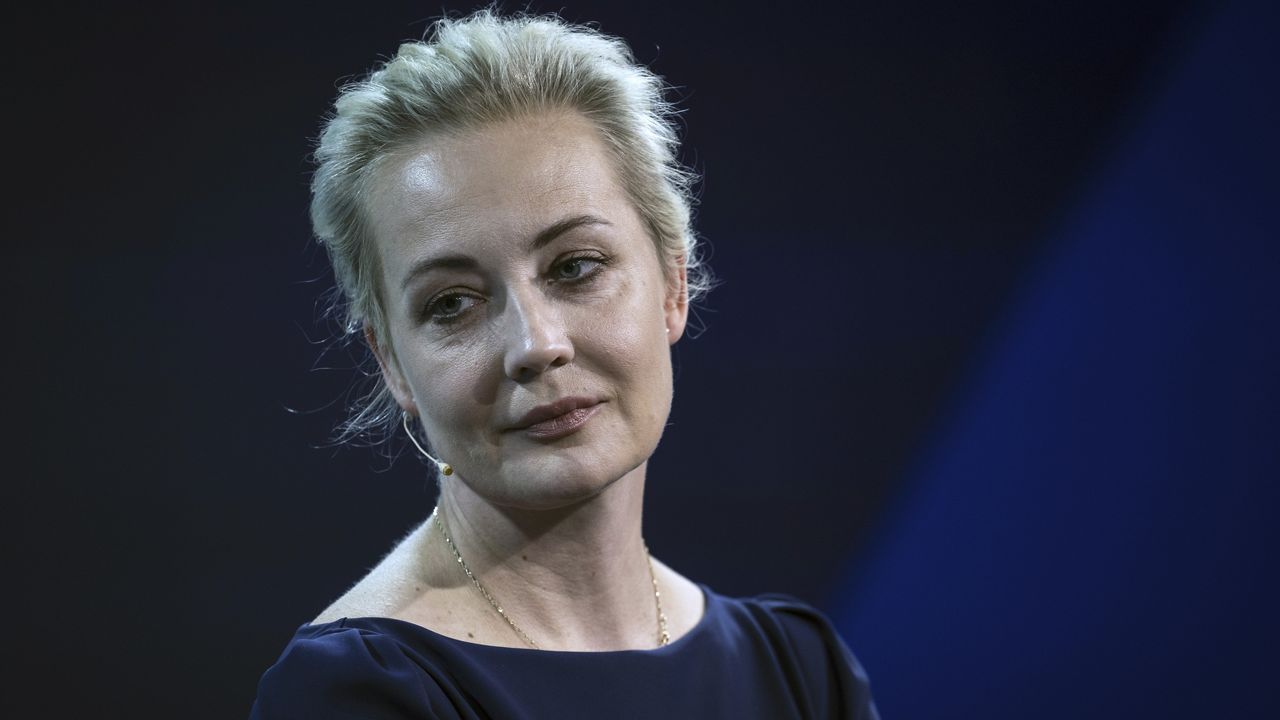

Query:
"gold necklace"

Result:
[[431, 506, 670, 649]]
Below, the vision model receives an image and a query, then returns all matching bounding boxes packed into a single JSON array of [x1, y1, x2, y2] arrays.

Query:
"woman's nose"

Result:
[[502, 291, 574, 382]]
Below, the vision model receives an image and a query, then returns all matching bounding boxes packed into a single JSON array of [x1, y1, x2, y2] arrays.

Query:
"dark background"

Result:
[[11, 0, 1277, 717]]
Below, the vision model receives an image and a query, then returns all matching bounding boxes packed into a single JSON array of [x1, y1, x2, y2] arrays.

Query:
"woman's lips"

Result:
[[520, 402, 603, 440]]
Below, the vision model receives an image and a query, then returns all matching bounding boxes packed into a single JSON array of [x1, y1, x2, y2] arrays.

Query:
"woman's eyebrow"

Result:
[[400, 214, 613, 291], [400, 254, 478, 291], [526, 214, 612, 252]]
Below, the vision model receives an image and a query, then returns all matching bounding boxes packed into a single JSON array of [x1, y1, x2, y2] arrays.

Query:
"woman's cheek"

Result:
[[415, 348, 489, 438], [588, 273, 658, 356]]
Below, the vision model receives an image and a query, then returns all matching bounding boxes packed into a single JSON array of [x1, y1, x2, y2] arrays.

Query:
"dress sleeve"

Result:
[[757, 595, 881, 720], [249, 622, 467, 720]]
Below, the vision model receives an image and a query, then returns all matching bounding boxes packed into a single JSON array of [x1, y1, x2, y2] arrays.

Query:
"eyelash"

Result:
[[551, 252, 607, 282], [421, 252, 609, 325]]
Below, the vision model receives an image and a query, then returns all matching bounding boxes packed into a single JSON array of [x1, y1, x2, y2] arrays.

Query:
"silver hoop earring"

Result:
[[402, 412, 453, 476]]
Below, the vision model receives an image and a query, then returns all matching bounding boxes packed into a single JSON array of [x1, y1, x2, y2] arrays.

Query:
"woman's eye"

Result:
[[425, 292, 479, 322], [554, 256, 603, 281]]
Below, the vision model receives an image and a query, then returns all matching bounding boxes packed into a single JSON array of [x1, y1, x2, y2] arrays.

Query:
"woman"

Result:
[[251, 10, 878, 719]]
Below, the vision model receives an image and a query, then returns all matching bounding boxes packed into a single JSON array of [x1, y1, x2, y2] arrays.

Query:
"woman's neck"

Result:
[[430, 462, 661, 650]]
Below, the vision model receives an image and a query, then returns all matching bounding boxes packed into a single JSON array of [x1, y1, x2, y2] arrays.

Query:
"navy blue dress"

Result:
[[250, 584, 879, 719]]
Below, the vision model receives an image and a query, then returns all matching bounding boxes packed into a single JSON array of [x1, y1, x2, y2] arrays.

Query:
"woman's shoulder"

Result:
[[708, 587, 881, 720], [714, 587, 867, 672], [249, 618, 454, 719], [731, 590, 851, 646], [311, 518, 435, 624], [649, 557, 708, 641]]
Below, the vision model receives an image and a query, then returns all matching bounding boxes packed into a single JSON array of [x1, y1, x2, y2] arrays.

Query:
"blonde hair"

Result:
[[310, 9, 709, 444]]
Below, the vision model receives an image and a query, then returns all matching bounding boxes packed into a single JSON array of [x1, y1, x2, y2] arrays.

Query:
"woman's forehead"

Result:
[[367, 113, 633, 259]]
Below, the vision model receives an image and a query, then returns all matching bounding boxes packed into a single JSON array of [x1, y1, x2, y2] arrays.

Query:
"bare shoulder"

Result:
[[311, 517, 434, 625], [649, 556, 707, 640]]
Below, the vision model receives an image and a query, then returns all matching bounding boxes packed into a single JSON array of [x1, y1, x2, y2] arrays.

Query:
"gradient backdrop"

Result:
[[12, 0, 1277, 717]]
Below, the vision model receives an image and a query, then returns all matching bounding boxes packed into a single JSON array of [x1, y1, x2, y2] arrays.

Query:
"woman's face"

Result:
[[367, 111, 688, 509]]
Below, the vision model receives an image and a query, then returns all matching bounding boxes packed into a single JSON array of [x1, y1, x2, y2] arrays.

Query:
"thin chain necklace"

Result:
[[431, 506, 670, 649]]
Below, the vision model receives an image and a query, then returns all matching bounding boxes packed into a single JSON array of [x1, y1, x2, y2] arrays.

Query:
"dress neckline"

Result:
[[310, 583, 714, 657]]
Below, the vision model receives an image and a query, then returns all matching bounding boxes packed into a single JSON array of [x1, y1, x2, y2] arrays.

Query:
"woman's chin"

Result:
[[500, 483, 610, 511], [464, 456, 637, 511]]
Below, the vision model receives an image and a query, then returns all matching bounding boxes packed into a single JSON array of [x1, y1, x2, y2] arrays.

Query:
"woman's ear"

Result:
[[365, 324, 416, 413], [665, 257, 689, 344]]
